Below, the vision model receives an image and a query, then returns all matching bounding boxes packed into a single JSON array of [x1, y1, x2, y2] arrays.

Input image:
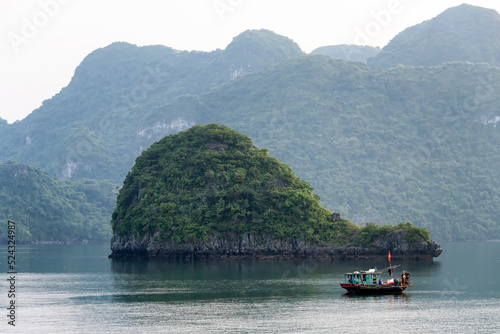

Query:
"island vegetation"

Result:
[[110, 124, 438, 258]]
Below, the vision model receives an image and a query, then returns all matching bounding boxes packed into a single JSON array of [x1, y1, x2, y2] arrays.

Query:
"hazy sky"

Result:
[[1, 0, 499, 123]]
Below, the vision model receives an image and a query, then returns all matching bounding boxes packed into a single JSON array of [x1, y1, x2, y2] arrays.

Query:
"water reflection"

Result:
[[341, 292, 412, 302], [107, 256, 442, 306], [109, 258, 332, 304], [110, 257, 323, 277]]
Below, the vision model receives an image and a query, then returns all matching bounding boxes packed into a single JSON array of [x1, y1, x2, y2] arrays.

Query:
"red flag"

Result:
[[388, 251, 391, 262]]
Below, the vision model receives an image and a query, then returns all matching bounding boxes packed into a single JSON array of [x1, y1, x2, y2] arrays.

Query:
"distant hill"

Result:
[[225, 29, 304, 75], [0, 29, 303, 182], [310, 45, 380, 62], [369, 4, 500, 68], [0, 162, 115, 243]]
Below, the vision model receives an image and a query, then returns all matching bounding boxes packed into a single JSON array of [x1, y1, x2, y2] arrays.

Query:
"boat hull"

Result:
[[340, 283, 407, 295]]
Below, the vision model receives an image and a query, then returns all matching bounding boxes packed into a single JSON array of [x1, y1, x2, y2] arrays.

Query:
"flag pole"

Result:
[[388, 250, 393, 280]]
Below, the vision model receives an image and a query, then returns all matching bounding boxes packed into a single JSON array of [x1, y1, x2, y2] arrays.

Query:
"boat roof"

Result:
[[344, 264, 401, 275], [345, 270, 381, 275]]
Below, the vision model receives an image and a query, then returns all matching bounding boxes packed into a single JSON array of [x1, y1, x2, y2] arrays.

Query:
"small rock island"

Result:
[[109, 124, 441, 260]]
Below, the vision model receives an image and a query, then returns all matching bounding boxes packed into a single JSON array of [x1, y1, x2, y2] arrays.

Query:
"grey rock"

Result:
[[109, 231, 442, 260]]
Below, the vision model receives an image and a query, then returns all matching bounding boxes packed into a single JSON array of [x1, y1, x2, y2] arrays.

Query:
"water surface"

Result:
[[1, 242, 499, 333]]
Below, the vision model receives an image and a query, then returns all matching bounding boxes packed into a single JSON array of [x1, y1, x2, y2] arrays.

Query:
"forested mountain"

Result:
[[0, 29, 302, 182], [1, 6, 500, 242], [310, 45, 380, 62], [369, 4, 500, 68], [145, 57, 500, 241], [0, 162, 115, 243]]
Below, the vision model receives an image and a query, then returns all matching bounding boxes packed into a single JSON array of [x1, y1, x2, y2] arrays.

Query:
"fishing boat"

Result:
[[340, 264, 412, 295]]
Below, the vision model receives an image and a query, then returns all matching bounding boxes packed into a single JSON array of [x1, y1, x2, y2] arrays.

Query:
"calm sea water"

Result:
[[1, 242, 499, 333]]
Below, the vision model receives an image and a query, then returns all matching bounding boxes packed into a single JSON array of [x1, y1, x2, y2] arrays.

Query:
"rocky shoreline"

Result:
[[109, 231, 443, 261]]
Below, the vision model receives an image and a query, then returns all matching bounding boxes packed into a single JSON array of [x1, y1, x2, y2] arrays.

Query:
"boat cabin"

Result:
[[344, 268, 381, 286]]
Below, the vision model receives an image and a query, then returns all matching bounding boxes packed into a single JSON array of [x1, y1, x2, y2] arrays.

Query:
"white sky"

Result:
[[1, 0, 499, 123]]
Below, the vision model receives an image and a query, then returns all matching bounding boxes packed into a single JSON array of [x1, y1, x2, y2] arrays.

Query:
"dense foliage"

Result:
[[112, 124, 360, 244], [0, 162, 115, 243], [112, 124, 432, 246], [355, 222, 431, 247]]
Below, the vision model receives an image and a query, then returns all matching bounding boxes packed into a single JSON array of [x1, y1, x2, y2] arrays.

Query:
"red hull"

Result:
[[340, 283, 408, 295]]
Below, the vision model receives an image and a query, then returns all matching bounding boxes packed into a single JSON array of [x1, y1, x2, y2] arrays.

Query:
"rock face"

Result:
[[109, 231, 442, 261]]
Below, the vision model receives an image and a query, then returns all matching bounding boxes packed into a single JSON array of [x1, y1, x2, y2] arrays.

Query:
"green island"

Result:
[[110, 124, 441, 259]]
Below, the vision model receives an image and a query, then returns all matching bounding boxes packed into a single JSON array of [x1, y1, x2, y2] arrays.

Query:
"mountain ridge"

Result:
[[2, 6, 500, 242], [0, 29, 303, 182], [369, 4, 500, 68]]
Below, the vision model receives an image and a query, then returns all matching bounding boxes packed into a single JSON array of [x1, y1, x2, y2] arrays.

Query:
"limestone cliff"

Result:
[[109, 231, 442, 260]]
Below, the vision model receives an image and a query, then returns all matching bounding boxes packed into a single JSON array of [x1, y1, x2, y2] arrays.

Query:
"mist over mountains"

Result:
[[1, 4, 500, 242]]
